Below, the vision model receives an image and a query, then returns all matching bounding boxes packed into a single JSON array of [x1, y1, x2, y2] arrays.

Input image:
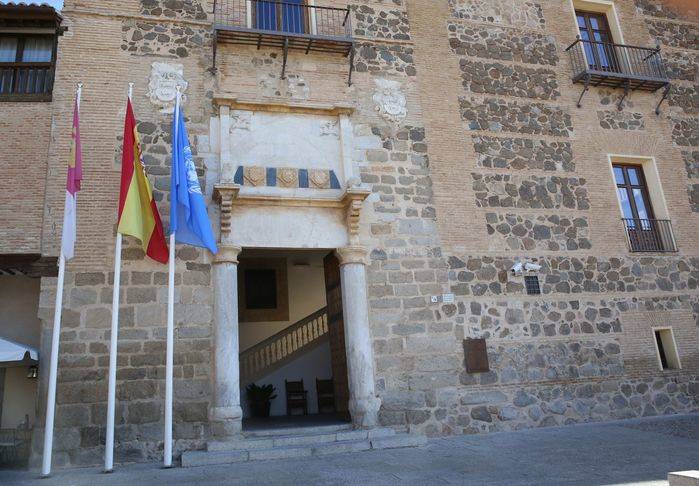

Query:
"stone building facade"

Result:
[[0, 0, 697, 469]]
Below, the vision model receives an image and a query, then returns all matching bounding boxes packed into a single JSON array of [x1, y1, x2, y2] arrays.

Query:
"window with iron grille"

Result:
[[524, 275, 541, 295], [0, 34, 56, 100]]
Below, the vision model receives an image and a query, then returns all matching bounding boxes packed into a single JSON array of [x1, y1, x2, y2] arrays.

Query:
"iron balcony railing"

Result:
[[566, 38, 671, 112], [0, 62, 54, 101], [622, 218, 677, 253], [567, 38, 669, 83], [214, 0, 352, 41]]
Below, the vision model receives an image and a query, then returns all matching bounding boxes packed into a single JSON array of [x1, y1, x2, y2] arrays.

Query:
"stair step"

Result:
[[208, 427, 396, 451], [371, 434, 428, 450], [183, 432, 424, 468], [242, 423, 352, 438]]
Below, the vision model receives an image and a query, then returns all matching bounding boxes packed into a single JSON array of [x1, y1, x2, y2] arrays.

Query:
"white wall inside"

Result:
[[1, 366, 37, 428], [0, 275, 41, 348], [241, 340, 333, 417], [239, 251, 328, 351]]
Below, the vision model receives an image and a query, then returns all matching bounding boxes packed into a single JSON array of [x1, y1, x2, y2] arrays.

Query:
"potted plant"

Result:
[[246, 383, 277, 418]]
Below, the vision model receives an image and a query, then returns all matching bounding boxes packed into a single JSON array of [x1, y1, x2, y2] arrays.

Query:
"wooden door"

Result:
[[323, 252, 350, 419], [576, 10, 619, 72]]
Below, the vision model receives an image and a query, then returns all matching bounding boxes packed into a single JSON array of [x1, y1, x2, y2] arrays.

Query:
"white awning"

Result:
[[0, 338, 38, 363]]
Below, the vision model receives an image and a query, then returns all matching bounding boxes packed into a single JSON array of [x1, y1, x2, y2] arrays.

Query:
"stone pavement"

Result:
[[2, 414, 698, 485]]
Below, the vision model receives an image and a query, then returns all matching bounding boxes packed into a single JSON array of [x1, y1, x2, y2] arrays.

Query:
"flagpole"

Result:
[[163, 87, 180, 468], [42, 82, 83, 478], [104, 83, 132, 473]]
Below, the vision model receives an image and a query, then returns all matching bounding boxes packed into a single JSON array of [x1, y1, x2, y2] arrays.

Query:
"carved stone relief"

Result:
[[372, 77, 407, 123], [147, 62, 188, 113]]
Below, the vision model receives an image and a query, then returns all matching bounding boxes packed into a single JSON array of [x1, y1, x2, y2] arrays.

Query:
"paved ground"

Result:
[[2, 414, 698, 485]]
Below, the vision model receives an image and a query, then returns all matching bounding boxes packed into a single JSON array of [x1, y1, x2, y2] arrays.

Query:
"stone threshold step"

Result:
[[181, 434, 427, 468], [209, 427, 396, 451], [242, 423, 353, 438]]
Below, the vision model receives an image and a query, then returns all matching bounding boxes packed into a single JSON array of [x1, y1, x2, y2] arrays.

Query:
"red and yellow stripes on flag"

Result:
[[117, 100, 169, 263]]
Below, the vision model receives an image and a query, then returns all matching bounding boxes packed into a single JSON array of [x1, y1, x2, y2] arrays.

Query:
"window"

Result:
[[653, 328, 681, 370], [254, 0, 308, 34], [524, 275, 541, 295], [613, 163, 677, 252], [614, 164, 654, 222], [0, 34, 56, 100], [238, 258, 289, 322], [575, 10, 619, 72], [244, 269, 278, 310]]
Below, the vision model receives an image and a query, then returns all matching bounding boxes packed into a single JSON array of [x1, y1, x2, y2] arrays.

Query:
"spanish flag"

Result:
[[117, 100, 169, 263]]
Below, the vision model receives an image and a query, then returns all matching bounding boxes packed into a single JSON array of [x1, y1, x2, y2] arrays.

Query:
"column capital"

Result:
[[214, 245, 242, 265], [335, 246, 369, 266]]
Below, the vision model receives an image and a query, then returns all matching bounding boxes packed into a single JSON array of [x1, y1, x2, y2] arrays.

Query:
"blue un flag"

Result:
[[170, 101, 218, 254]]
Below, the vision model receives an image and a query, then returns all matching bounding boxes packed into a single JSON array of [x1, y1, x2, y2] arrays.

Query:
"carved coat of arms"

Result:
[[148, 62, 188, 114], [372, 78, 407, 124]]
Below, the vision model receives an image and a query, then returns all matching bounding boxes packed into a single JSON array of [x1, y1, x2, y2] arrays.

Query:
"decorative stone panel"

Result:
[[645, 19, 698, 49], [449, 0, 545, 29], [461, 97, 573, 137], [597, 111, 645, 131], [352, 5, 411, 40], [355, 42, 416, 76], [472, 174, 590, 210], [485, 213, 591, 251], [672, 117, 699, 146], [139, 0, 208, 20], [668, 85, 699, 114], [448, 23, 558, 66], [472, 136, 574, 172], [121, 20, 209, 58], [459, 60, 560, 101]]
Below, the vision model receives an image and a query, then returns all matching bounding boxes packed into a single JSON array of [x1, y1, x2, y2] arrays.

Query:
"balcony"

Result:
[[622, 218, 677, 253], [0, 63, 54, 101], [566, 38, 671, 112], [212, 0, 354, 84]]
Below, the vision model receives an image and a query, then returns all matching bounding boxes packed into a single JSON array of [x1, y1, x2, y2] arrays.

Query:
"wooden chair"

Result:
[[285, 379, 308, 416], [316, 378, 335, 414]]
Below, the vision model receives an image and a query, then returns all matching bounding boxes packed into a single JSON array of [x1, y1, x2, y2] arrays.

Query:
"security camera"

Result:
[[511, 262, 523, 275], [524, 262, 542, 272]]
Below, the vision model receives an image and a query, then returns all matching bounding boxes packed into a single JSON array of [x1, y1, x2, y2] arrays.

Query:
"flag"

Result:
[[61, 97, 82, 261], [117, 100, 169, 263], [169, 100, 218, 253]]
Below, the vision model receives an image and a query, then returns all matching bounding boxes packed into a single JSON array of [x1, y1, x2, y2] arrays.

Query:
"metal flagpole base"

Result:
[[103, 469, 114, 474]]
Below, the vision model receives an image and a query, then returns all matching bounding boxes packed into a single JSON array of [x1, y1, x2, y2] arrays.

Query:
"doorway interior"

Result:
[[237, 249, 350, 431]]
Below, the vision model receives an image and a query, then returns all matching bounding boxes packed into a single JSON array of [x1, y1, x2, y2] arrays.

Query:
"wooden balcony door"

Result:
[[254, 0, 308, 34], [576, 10, 620, 73], [614, 164, 662, 252]]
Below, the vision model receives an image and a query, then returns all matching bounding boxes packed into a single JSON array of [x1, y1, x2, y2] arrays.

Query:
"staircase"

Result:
[[181, 423, 427, 467], [240, 307, 329, 383]]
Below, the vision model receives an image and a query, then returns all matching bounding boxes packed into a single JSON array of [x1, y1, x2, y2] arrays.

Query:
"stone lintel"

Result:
[[213, 95, 355, 116], [336, 246, 369, 266]]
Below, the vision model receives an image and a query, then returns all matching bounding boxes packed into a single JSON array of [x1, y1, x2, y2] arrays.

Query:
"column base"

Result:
[[349, 397, 382, 428], [210, 406, 243, 438]]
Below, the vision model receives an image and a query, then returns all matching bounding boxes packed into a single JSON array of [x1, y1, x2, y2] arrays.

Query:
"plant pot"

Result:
[[250, 401, 271, 418]]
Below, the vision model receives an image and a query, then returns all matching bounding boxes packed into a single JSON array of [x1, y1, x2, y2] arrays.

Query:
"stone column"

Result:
[[336, 246, 381, 428], [211, 245, 243, 437]]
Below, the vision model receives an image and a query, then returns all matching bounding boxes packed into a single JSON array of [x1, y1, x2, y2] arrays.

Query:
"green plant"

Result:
[[245, 383, 277, 403]]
